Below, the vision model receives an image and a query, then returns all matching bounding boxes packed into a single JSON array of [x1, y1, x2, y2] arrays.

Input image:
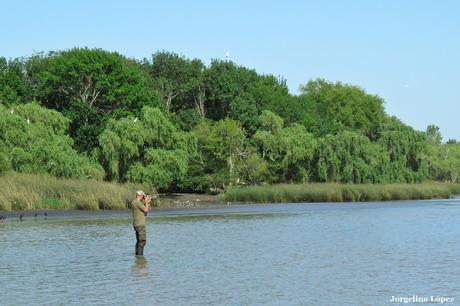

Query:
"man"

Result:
[[131, 190, 150, 256]]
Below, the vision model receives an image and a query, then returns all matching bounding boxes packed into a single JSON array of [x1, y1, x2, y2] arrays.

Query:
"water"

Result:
[[1, 199, 459, 306]]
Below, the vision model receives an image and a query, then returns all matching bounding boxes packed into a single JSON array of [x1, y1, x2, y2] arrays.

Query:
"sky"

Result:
[[1, 0, 459, 140]]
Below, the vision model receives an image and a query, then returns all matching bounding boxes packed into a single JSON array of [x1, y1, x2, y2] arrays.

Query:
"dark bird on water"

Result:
[[0, 215, 5, 222], [19, 214, 23, 221], [44, 212, 48, 219]]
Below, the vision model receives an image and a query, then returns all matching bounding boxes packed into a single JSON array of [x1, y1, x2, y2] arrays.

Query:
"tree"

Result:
[[0, 57, 30, 105], [425, 124, 442, 144], [227, 75, 295, 136], [204, 60, 258, 120], [98, 117, 145, 181], [187, 119, 266, 190], [99, 106, 196, 189], [0, 103, 103, 179], [426, 142, 460, 183], [378, 128, 428, 182], [254, 111, 316, 183], [208, 119, 245, 186], [28, 48, 160, 152], [312, 132, 390, 183], [145, 51, 205, 113], [228, 94, 259, 135], [299, 79, 386, 139], [247, 76, 296, 122]]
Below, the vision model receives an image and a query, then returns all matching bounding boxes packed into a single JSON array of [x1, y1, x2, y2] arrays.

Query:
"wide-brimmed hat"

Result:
[[136, 190, 145, 196]]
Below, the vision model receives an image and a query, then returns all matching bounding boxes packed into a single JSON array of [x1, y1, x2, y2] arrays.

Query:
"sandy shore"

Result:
[[0, 193, 232, 221], [1, 194, 458, 222], [158, 193, 223, 208]]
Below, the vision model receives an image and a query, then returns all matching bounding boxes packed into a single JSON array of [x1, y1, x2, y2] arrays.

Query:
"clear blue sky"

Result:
[[1, 0, 459, 140]]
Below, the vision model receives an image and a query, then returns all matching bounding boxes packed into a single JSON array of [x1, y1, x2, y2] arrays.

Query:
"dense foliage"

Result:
[[1, 48, 458, 191], [0, 103, 103, 179]]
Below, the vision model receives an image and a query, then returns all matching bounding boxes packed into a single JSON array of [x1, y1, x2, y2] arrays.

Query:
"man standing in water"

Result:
[[131, 190, 150, 256]]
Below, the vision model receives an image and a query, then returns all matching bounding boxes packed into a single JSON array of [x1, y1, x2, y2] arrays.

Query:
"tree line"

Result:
[[0, 48, 458, 191]]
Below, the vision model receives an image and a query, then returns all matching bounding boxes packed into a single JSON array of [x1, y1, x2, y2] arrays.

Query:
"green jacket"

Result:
[[131, 199, 146, 227]]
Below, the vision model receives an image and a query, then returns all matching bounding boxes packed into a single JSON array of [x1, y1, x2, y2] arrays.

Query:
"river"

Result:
[[1, 198, 459, 305]]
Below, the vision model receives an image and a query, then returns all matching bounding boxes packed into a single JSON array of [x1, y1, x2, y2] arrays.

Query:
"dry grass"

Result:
[[222, 182, 460, 204], [0, 172, 152, 211]]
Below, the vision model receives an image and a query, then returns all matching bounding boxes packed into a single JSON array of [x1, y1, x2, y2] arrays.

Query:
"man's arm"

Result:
[[136, 202, 149, 214]]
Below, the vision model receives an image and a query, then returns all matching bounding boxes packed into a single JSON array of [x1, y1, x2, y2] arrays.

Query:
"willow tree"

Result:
[[426, 142, 460, 182], [0, 103, 103, 179], [208, 119, 245, 186], [378, 128, 428, 182], [253, 111, 316, 183], [98, 107, 196, 189], [312, 131, 390, 183]]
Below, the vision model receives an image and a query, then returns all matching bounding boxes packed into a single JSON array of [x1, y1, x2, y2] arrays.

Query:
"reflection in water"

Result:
[[132, 256, 149, 279]]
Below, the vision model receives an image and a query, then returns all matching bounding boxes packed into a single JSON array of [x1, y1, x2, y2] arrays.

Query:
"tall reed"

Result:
[[0, 172, 150, 211], [222, 182, 459, 204]]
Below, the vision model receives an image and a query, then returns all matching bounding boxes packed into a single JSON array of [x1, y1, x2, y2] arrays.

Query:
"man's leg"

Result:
[[135, 227, 140, 255], [137, 226, 146, 256]]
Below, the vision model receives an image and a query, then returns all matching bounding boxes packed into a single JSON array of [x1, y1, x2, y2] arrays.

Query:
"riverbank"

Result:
[[0, 173, 224, 212], [222, 182, 460, 204], [1, 173, 460, 212], [2, 197, 458, 222], [0, 172, 149, 211]]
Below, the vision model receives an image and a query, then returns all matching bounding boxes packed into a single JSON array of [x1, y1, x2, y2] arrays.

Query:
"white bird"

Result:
[[225, 51, 230, 60], [27, 117, 30, 124], [134, 117, 138, 122], [10, 109, 14, 114]]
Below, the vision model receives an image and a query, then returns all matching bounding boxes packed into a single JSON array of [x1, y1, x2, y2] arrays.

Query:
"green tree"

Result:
[[312, 132, 390, 183], [98, 117, 145, 181], [188, 119, 266, 190], [204, 60, 258, 120], [208, 119, 245, 186], [0, 57, 30, 105], [99, 107, 196, 189], [145, 51, 205, 113], [425, 124, 442, 144], [426, 142, 460, 182], [247, 76, 296, 123], [0, 103, 103, 179], [299, 79, 386, 139], [28, 48, 160, 152], [378, 128, 428, 182], [228, 93, 259, 135], [228, 75, 295, 135], [254, 111, 316, 183]]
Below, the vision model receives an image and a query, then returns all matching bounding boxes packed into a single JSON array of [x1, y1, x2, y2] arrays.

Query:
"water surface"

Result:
[[1, 199, 459, 305]]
